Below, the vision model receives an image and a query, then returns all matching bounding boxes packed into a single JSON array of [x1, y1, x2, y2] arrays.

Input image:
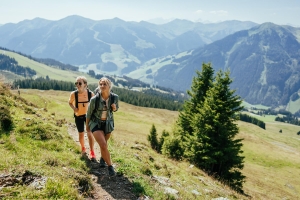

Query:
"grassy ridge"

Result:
[[0, 50, 98, 84]]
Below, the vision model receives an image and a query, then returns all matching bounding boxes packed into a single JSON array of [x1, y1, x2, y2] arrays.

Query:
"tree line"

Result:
[[112, 87, 183, 111], [239, 113, 266, 129], [246, 107, 300, 126], [13, 77, 75, 91], [0, 54, 36, 77], [13, 77, 183, 111]]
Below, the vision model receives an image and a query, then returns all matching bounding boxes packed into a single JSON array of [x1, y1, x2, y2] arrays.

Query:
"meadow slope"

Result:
[[5, 88, 300, 199]]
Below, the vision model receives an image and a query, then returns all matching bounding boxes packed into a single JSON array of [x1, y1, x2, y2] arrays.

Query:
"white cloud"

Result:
[[196, 10, 203, 14]]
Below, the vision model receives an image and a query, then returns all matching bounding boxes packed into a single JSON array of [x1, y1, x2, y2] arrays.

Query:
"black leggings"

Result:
[[74, 115, 86, 132]]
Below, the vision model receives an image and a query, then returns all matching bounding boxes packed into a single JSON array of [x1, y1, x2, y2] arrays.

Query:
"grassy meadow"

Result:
[[1, 87, 300, 199]]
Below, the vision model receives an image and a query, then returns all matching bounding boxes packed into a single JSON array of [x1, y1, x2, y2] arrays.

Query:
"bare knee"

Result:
[[99, 142, 108, 150]]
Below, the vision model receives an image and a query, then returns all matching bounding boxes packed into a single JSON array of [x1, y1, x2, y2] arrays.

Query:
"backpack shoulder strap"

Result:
[[88, 90, 92, 101], [75, 90, 78, 108], [110, 93, 115, 107], [93, 92, 100, 115]]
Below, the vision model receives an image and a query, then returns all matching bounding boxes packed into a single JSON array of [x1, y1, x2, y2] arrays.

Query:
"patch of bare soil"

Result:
[[68, 124, 138, 200]]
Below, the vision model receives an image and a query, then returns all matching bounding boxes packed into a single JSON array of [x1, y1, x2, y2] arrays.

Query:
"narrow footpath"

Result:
[[68, 124, 138, 200]]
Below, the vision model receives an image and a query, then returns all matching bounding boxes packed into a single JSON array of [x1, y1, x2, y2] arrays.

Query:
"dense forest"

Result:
[[13, 77, 184, 111]]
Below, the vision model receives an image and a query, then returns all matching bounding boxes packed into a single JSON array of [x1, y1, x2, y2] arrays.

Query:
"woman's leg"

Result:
[[75, 116, 86, 153], [93, 130, 112, 166], [87, 131, 95, 151], [78, 131, 85, 152]]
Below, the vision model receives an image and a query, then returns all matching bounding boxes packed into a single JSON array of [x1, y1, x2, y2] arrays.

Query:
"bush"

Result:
[[162, 136, 184, 160], [0, 105, 13, 131]]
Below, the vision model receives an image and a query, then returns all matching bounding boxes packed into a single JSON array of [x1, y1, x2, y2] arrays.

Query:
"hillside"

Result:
[[0, 49, 99, 84], [1, 85, 300, 199]]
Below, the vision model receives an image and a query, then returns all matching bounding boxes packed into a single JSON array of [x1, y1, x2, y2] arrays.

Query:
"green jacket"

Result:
[[86, 92, 119, 133]]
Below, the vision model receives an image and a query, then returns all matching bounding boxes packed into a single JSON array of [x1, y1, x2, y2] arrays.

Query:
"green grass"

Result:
[[286, 98, 300, 114], [1, 50, 99, 84], [0, 87, 91, 199], [2, 86, 300, 199]]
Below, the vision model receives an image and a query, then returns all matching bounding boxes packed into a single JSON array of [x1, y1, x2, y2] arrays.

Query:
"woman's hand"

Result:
[[111, 103, 117, 111]]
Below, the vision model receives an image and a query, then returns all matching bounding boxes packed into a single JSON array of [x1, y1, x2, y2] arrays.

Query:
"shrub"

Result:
[[0, 104, 13, 131], [162, 136, 184, 160]]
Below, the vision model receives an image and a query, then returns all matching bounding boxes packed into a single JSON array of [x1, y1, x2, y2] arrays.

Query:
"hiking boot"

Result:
[[108, 165, 116, 176], [90, 151, 96, 162], [99, 157, 107, 168]]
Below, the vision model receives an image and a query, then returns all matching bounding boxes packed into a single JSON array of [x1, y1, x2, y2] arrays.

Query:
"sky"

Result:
[[1, 0, 300, 27]]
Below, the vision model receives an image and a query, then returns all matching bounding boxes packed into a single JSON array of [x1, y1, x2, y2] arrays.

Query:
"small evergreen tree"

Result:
[[158, 130, 169, 153], [178, 63, 214, 135], [148, 124, 159, 151]]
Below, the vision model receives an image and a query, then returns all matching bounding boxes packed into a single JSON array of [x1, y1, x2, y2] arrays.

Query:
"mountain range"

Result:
[[128, 23, 300, 108], [0, 15, 300, 110], [0, 15, 256, 72]]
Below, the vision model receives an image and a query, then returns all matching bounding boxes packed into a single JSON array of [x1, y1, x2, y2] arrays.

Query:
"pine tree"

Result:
[[189, 69, 245, 192], [177, 63, 214, 136], [173, 63, 215, 159], [147, 124, 159, 151], [158, 130, 169, 153]]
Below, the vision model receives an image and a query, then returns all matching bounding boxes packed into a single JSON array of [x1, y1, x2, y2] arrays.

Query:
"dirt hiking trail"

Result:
[[68, 124, 139, 200]]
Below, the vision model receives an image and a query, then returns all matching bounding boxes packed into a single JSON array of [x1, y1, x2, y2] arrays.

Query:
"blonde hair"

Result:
[[76, 76, 88, 89], [76, 76, 87, 83], [98, 77, 112, 91]]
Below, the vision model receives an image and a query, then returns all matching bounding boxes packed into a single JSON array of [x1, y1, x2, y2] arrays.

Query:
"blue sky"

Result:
[[1, 0, 300, 26]]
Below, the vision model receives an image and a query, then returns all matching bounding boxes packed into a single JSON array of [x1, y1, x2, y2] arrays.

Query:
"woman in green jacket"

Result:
[[86, 77, 119, 176]]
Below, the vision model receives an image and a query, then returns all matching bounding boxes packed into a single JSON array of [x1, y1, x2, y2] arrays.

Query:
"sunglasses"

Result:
[[100, 83, 107, 86], [75, 82, 83, 86]]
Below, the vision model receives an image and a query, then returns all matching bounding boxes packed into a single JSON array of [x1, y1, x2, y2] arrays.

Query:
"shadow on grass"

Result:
[[80, 155, 140, 199]]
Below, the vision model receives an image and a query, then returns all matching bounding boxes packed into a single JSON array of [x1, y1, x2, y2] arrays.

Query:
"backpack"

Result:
[[74, 89, 92, 108]]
